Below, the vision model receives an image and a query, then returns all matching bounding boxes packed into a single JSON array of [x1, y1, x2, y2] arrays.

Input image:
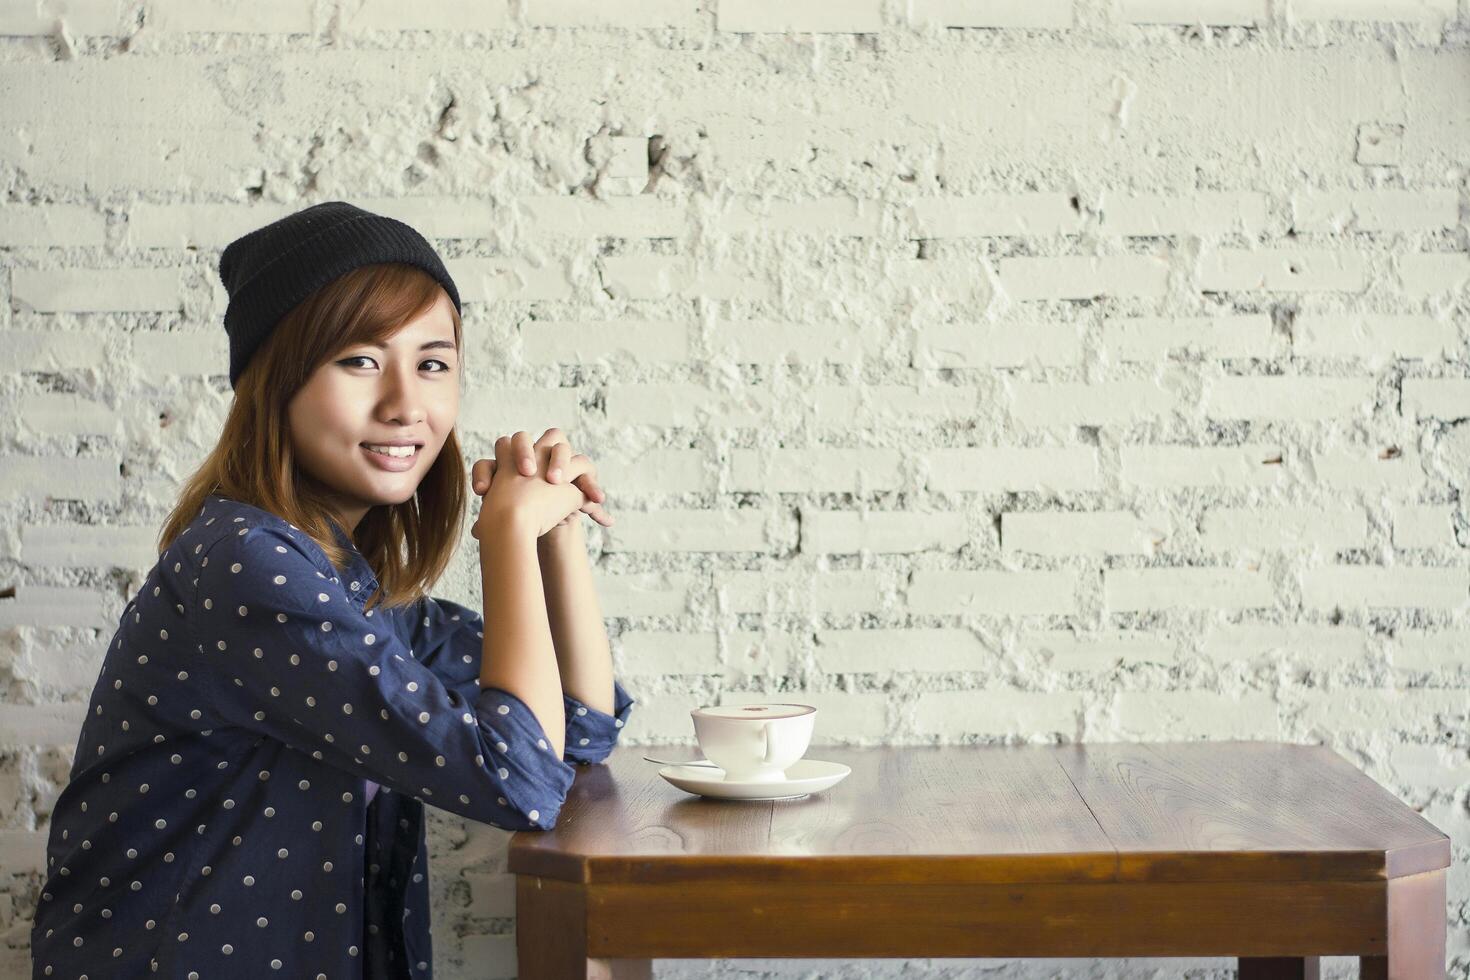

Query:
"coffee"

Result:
[[690, 703, 816, 782]]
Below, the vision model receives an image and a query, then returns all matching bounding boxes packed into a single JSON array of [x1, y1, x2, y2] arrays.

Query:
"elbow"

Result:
[[509, 801, 562, 831], [564, 745, 613, 766], [502, 783, 569, 831], [483, 805, 561, 832], [469, 777, 568, 831]]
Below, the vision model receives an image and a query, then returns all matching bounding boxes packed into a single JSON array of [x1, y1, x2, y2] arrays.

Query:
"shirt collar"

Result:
[[326, 516, 382, 607], [205, 495, 383, 606]]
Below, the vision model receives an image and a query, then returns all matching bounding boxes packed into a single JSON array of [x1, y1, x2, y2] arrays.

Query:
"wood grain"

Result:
[[510, 742, 1449, 885], [1054, 741, 1449, 882], [510, 741, 1449, 978], [577, 879, 1386, 958]]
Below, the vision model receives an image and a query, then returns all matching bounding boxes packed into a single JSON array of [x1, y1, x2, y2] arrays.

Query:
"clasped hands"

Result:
[[468, 427, 614, 540]]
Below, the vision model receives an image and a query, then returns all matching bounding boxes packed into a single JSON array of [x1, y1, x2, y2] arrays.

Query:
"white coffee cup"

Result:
[[690, 703, 816, 783]]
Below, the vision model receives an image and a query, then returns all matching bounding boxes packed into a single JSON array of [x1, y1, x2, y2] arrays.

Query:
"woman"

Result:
[[30, 201, 635, 979]]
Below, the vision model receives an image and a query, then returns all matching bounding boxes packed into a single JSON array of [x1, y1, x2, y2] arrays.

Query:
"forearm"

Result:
[[479, 515, 565, 758], [538, 521, 615, 716]]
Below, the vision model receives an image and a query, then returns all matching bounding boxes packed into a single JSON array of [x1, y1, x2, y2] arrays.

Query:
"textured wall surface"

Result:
[[2, 0, 1469, 977]]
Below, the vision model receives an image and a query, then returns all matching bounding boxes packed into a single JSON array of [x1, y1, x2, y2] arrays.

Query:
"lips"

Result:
[[361, 444, 421, 472]]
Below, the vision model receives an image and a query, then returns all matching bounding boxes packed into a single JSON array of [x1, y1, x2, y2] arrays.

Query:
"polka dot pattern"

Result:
[[30, 496, 637, 980]]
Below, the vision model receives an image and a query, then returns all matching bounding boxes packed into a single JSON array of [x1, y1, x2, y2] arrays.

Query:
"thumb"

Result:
[[473, 460, 498, 496]]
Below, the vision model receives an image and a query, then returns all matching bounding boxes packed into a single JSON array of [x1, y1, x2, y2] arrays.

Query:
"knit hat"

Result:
[[218, 201, 462, 389]]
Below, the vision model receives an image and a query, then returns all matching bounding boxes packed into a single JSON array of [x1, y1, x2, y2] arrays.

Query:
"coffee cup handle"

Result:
[[760, 722, 776, 765]]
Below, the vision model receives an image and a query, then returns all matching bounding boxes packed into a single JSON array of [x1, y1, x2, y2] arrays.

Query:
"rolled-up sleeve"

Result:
[[188, 524, 577, 830], [410, 594, 636, 766], [563, 679, 635, 765]]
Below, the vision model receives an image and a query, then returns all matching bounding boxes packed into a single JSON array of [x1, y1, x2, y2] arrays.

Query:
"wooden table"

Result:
[[509, 741, 1450, 979]]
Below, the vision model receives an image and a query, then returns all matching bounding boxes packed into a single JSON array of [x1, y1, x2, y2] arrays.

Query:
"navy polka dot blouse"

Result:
[[30, 495, 635, 979]]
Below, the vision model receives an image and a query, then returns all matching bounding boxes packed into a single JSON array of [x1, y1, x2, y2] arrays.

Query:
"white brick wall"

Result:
[[3, 1, 1468, 977]]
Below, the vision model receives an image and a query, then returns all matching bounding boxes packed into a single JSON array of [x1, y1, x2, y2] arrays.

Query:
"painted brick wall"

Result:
[[2, 0, 1468, 977]]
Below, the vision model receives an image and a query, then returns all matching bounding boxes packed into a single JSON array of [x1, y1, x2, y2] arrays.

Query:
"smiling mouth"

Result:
[[361, 444, 421, 458]]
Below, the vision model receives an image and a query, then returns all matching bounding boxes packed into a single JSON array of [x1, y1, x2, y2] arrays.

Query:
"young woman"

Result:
[[30, 201, 635, 979]]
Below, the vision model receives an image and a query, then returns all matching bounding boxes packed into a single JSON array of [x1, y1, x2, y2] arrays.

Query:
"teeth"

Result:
[[365, 445, 416, 458]]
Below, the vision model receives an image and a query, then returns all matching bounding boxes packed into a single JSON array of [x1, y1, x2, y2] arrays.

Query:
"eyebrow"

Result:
[[364, 340, 458, 352]]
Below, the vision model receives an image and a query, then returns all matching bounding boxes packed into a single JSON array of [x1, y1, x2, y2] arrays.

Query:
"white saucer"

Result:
[[658, 759, 851, 801]]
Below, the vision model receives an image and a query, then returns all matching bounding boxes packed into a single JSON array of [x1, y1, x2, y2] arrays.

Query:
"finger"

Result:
[[571, 489, 605, 521], [568, 452, 595, 483], [512, 431, 536, 476], [571, 473, 605, 503], [470, 458, 492, 494], [493, 435, 512, 473], [533, 432, 566, 463], [549, 441, 571, 483]]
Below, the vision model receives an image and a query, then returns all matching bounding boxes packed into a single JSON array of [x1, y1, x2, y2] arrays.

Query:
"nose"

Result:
[[378, 362, 427, 427]]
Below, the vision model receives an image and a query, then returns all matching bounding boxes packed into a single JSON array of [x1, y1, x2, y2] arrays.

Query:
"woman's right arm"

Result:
[[188, 522, 578, 829], [475, 510, 566, 760]]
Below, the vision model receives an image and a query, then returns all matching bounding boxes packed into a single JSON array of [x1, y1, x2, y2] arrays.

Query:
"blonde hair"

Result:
[[158, 262, 467, 615]]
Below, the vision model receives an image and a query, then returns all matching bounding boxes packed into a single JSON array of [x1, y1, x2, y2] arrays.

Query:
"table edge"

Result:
[[507, 839, 1451, 885]]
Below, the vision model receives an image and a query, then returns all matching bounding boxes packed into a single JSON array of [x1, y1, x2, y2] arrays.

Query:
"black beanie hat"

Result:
[[218, 201, 463, 389]]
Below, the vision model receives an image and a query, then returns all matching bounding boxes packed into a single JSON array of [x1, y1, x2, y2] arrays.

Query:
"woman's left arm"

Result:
[[538, 518, 636, 764], [538, 519, 614, 714], [472, 428, 635, 763]]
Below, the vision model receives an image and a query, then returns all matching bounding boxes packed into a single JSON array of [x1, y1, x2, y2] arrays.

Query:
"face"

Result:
[[287, 290, 460, 536]]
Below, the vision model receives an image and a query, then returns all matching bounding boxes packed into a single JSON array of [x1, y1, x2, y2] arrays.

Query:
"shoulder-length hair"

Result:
[[158, 262, 467, 615]]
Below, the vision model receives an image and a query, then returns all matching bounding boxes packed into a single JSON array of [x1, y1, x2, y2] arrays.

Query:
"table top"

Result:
[[507, 740, 1450, 886]]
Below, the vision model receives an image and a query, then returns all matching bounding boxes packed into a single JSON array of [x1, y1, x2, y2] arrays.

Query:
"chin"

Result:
[[365, 483, 421, 506]]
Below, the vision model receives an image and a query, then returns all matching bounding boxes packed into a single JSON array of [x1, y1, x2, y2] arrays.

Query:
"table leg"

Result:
[[1360, 869, 1446, 980], [516, 876, 654, 980], [1240, 958, 1321, 979]]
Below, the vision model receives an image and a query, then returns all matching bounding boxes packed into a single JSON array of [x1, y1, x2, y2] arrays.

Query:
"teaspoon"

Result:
[[643, 755, 720, 768]]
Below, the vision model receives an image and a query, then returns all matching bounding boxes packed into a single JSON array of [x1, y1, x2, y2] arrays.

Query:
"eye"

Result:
[[336, 356, 453, 372]]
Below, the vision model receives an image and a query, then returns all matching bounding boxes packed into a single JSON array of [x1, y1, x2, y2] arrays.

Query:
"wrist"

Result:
[[539, 518, 585, 552], [479, 507, 539, 549]]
